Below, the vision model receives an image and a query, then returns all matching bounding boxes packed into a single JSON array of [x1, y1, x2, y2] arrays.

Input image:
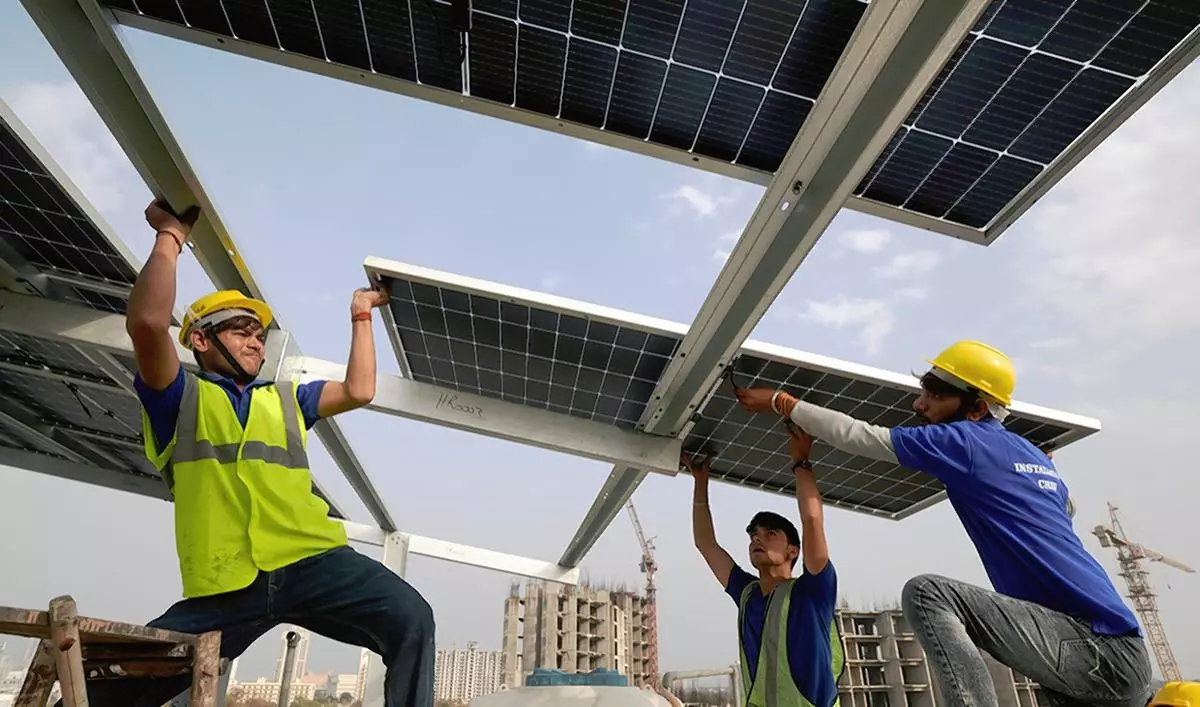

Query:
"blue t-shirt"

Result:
[[134, 367, 327, 453], [890, 418, 1138, 635], [726, 562, 839, 707]]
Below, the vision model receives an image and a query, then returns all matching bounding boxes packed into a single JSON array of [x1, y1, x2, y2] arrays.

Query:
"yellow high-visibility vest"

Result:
[[142, 373, 347, 597], [738, 579, 845, 707]]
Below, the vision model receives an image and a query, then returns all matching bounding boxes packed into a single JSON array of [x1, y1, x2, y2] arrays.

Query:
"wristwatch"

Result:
[[792, 459, 812, 471]]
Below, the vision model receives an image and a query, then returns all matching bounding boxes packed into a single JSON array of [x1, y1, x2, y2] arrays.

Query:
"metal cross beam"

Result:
[[18, 0, 391, 531], [558, 0, 991, 567]]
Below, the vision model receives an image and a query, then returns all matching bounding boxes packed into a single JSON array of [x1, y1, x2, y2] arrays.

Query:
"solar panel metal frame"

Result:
[[100, 1, 1200, 244], [364, 256, 1100, 520]]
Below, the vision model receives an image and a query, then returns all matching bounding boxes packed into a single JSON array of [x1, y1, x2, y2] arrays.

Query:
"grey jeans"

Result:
[[902, 574, 1152, 707]]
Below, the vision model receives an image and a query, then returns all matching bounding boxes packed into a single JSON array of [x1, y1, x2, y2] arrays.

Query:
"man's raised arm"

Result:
[[683, 454, 735, 587], [786, 423, 829, 575], [125, 201, 197, 390], [316, 286, 390, 418]]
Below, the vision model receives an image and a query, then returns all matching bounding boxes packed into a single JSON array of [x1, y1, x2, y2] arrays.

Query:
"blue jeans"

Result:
[[903, 574, 1151, 707], [67, 545, 434, 707]]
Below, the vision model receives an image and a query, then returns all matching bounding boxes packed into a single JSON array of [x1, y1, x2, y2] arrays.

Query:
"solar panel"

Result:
[[367, 257, 1099, 518], [100, 0, 868, 173], [855, 0, 1200, 231], [374, 268, 685, 430], [685, 349, 1089, 519], [0, 115, 138, 293]]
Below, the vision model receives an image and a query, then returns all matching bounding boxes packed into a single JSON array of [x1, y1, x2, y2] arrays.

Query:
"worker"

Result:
[[684, 421, 843, 707], [731, 340, 1151, 707], [77, 201, 434, 707]]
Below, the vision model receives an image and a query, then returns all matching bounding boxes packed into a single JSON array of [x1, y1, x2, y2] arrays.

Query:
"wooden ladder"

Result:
[[0, 595, 222, 707]]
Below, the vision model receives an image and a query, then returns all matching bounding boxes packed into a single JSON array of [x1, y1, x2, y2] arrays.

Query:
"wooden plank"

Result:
[[82, 641, 191, 660], [0, 605, 197, 644], [189, 631, 222, 707], [15, 640, 56, 707], [49, 595, 89, 707]]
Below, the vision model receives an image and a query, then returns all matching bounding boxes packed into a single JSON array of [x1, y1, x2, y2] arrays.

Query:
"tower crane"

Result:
[[1092, 502, 1194, 681], [626, 500, 659, 688]]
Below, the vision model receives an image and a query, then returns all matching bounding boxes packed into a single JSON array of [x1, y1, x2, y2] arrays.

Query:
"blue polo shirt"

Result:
[[890, 418, 1138, 635], [726, 561, 839, 707], [134, 367, 327, 454]]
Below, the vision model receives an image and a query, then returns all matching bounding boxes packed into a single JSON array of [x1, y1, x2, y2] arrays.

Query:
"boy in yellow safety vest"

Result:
[[76, 201, 434, 707], [685, 421, 844, 707]]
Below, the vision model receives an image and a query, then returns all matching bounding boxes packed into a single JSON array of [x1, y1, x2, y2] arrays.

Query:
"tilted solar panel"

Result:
[[100, 0, 867, 173], [686, 348, 1090, 519], [1, 119, 137, 292], [366, 257, 1100, 518], [856, 0, 1200, 232]]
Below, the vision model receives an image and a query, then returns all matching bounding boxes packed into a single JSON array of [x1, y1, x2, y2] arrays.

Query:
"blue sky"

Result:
[[2, 3, 1198, 683]]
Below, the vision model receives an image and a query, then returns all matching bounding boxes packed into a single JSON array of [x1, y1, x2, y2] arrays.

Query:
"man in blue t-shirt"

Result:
[[684, 423, 842, 707], [732, 341, 1151, 707]]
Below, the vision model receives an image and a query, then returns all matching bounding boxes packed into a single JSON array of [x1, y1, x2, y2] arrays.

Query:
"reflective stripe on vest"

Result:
[[738, 579, 845, 707], [141, 373, 346, 598]]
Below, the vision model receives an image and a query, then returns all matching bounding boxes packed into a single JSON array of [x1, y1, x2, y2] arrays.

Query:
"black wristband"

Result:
[[792, 459, 812, 472]]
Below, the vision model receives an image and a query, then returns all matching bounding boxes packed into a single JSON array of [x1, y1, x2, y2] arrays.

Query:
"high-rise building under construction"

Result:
[[501, 581, 652, 688]]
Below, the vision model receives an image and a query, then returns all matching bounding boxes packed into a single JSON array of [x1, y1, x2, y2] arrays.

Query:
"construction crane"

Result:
[[626, 499, 659, 688], [1092, 502, 1194, 681]]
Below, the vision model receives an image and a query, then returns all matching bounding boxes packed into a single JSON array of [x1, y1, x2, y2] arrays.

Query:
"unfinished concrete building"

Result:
[[501, 581, 652, 687], [836, 608, 1046, 707]]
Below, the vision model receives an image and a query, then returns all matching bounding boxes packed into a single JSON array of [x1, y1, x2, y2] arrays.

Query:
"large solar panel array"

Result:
[[103, 0, 1200, 238], [369, 260, 1097, 518], [853, 0, 1200, 231], [101, 0, 866, 173], [686, 351, 1086, 518]]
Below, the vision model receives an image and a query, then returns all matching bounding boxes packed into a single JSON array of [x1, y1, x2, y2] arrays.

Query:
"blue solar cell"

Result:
[[605, 53, 667, 139], [739, 92, 814, 173], [946, 156, 1042, 228], [519, 0, 571, 32], [561, 40, 618, 129], [905, 142, 998, 219], [469, 14, 518, 105], [694, 79, 765, 164], [515, 26, 567, 116], [649, 66, 717, 152], [962, 52, 1079, 153], [859, 130, 952, 208], [724, 1, 807, 86], [1009, 68, 1133, 164], [672, 0, 743, 73], [363, 0, 417, 82], [313, 0, 372, 71], [571, 0, 627, 46]]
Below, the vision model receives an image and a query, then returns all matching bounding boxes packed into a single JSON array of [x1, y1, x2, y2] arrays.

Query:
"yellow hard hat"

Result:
[[926, 340, 1015, 407], [1150, 682, 1200, 707], [179, 290, 274, 349]]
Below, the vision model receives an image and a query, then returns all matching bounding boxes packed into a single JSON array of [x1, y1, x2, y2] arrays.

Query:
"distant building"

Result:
[[435, 642, 503, 702], [324, 672, 362, 701], [834, 607, 1045, 707], [227, 677, 316, 704], [501, 580, 652, 688], [274, 626, 311, 682]]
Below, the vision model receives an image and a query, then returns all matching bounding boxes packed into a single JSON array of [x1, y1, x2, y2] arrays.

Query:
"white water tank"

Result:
[[470, 684, 672, 707]]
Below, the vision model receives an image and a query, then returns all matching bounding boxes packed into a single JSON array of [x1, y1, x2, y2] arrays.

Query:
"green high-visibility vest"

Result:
[[142, 373, 347, 598], [738, 579, 845, 707]]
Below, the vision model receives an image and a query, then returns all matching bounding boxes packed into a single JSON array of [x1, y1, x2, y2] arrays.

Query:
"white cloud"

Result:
[[667, 185, 718, 217], [1016, 66, 1200, 365], [894, 287, 928, 300], [800, 296, 895, 355], [712, 230, 740, 263], [1028, 337, 1073, 350], [8, 81, 131, 212], [838, 228, 892, 254], [540, 273, 563, 291], [873, 250, 942, 279]]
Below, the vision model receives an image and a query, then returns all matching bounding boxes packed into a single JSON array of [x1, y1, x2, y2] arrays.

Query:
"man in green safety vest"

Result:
[[684, 419, 844, 707], [75, 201, 434, 707]]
